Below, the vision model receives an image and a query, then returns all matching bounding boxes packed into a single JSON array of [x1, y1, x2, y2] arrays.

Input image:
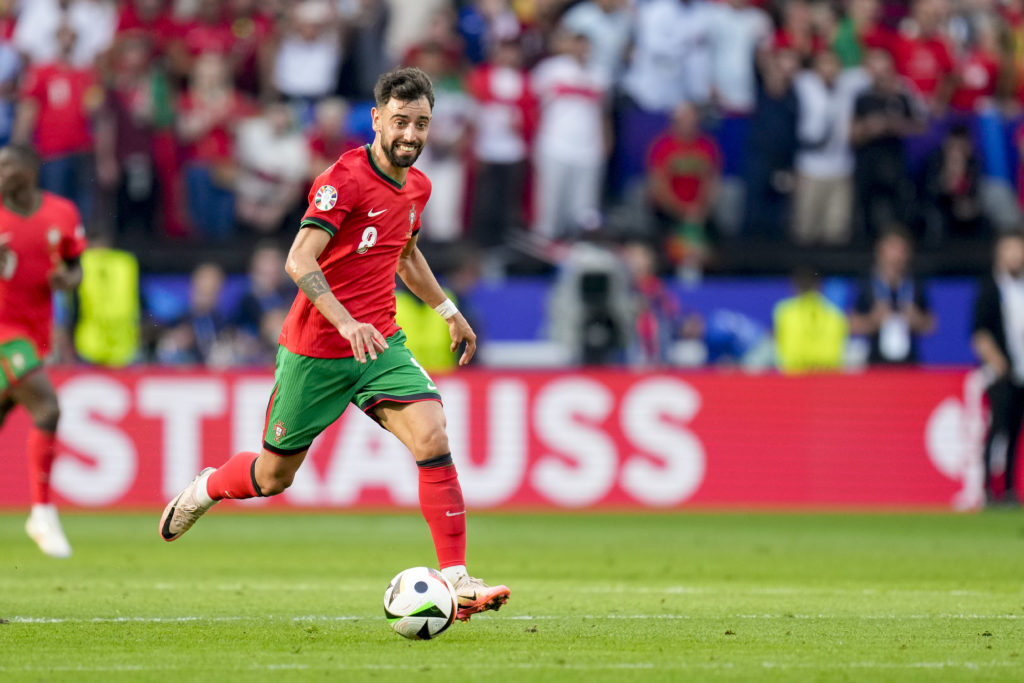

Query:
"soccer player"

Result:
[[0, 143, 87, 558], [160, 68, 510, 621]]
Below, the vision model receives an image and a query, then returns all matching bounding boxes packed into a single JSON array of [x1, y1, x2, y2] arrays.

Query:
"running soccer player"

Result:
[[0, 143, 86, 558], [160, 68, 510, 621]]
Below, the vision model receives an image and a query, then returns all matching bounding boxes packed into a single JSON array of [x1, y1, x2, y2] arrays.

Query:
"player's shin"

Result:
[[27, 428, 56, 505], [416, 453, 467, 570], [206, 451, 264, 500]]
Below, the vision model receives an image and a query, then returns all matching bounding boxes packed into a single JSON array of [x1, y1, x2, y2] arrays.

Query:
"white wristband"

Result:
[[434, 298, 459, 319]]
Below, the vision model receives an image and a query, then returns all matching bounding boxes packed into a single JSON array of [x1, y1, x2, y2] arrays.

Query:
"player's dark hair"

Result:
[[3, 143, 41, 173], [373, 67, 435, 110]]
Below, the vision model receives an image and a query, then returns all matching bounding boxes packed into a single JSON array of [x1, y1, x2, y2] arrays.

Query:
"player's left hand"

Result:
[[48, 261, 76, 290], [448, 313, 477, 366]]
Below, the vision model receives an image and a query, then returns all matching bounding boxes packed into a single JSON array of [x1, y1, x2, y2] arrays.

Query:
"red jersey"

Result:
[[19, 63, 101, 158], [892, 33, 954, 99], [0, 192, 86, 354], [648, 133, 721, 204], [280, 145, 431, 358], [951, 50, 999, 112]]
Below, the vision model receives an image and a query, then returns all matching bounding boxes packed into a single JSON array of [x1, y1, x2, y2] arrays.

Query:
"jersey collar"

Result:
[[365, 144, 405, 190]]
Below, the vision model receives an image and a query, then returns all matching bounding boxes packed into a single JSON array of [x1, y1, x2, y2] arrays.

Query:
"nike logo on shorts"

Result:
[[368, 208, 387, 217], [445, 510, 466, 517]]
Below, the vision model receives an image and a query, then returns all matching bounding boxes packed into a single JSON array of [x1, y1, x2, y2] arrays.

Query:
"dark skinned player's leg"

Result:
[[9, 370, 61, 506], [11, 370, 72, 557], [373, 400, 509, 620]]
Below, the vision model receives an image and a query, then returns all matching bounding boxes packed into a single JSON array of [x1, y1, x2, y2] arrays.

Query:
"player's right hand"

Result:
[[337, 320, 389, 363]]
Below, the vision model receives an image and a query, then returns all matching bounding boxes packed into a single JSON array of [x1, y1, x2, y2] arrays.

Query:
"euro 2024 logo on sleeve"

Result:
[[314, 185, 338, 211]]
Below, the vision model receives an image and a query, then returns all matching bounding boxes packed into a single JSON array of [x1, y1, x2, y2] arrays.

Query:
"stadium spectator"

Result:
[[559, 0, 632, 87], [13, 22, 103, 226], [971, 231, 1024, 507], [224, 0, 276, 97], [155, 261, 235, 366], [646, 102, 720, 271], [949, 12, 1001, 114], [306, 97, 364, 178], [792, 49, 868, 245], [0, 13, 20, 147], [407, 42, 472, 243], [14, 0, 117, 68], [891, 0, 955, 113], [167, 0, 236, 79], [335, 0, 391, 100], [530, 28, 609, 241], [233, 243, 294, 365], [234, 99, 310, 234], [271, 0, 343, 121], [621, 240, 684, 366], [773, 266, 848, 374], [849, 228, 936, 365], [850, 47, 924, 243], [465, 36, 533, 254], [113, 0, 178, 56], [74, 243, 142, 367], [617, 0, 711, 195], [832, 0, 892, 67], [773, 0, 825, 66], [919, 124, 985, 241], [707, 0, 773, 114], [176, 52, 252, 240], [741, 47, 799, 240], [456, 0, 521, 65], [95, 34, 174, 236]]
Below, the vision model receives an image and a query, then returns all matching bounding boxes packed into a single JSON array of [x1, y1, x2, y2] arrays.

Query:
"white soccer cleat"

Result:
[[452, 574, 510, 622], [159, 468, 217, 542], [26, 504, 72, 558]]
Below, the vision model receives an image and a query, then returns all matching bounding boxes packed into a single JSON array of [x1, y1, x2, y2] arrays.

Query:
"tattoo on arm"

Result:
[[296, 271, 331, 302]]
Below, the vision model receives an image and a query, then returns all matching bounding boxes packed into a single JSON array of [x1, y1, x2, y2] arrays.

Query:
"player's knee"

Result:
[[256, 471, 294, 497], [413, 425, 449, 461]]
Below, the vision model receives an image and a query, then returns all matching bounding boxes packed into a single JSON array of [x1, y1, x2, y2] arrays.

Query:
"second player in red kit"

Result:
[[160, 68, 510, 622], [0, 144, 86, 558]]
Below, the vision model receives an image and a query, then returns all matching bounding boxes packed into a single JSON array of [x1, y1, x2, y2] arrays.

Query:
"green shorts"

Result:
[[263, 330, 441, 454], [0, 337, 43, 393]]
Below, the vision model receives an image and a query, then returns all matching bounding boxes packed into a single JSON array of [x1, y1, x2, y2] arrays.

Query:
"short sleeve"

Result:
[[300, 164, 358, 237], [411, 179, 432, 236]]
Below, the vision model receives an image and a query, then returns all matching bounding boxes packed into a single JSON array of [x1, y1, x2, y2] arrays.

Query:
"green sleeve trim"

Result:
[[300, 216, 337, 236]]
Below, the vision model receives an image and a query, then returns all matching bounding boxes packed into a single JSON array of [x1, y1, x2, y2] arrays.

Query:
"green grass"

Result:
[[1, 511, 1023, 681]]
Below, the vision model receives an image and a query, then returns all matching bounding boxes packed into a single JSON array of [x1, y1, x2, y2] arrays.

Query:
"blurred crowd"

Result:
[[9, 1, 1024, 257], [8, 0, 1024, 368]]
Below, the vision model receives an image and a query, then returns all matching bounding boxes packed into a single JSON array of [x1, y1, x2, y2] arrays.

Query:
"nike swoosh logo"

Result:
[[368, 208, 387, 217], [445, 510, 466, 517]]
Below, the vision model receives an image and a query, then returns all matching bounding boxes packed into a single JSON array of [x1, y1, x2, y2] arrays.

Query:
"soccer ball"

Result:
[[383, 567, 458, 640]]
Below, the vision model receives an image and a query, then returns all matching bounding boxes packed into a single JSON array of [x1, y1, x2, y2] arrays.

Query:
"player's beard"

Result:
[[383, 138, 423, 168]]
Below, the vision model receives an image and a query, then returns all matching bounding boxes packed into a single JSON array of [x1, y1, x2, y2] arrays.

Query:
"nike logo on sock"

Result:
[[445, 510, 466, 517], [368, 208, 387, 217]]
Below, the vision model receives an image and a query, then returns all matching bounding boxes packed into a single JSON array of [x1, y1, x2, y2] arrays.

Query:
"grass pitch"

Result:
[[1, 510, 1022, 681]]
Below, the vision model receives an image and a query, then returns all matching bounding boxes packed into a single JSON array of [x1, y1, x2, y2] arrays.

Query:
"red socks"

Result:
[[27, 428, 56, 505], [417, 454, 467, 569], [206, 451, 263, 500]]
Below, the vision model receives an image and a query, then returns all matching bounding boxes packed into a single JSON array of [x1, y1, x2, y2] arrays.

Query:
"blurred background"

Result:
[[1, 0, 1021, 511]]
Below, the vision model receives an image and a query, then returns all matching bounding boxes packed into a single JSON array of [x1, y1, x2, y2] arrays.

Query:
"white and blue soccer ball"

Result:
[[383, 567, 458, 640]]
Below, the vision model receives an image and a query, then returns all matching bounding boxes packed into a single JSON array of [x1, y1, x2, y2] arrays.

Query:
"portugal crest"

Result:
[[314, 185, 338, 211], [408, 204, 416, 236], [273, 420, 287, 442]]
